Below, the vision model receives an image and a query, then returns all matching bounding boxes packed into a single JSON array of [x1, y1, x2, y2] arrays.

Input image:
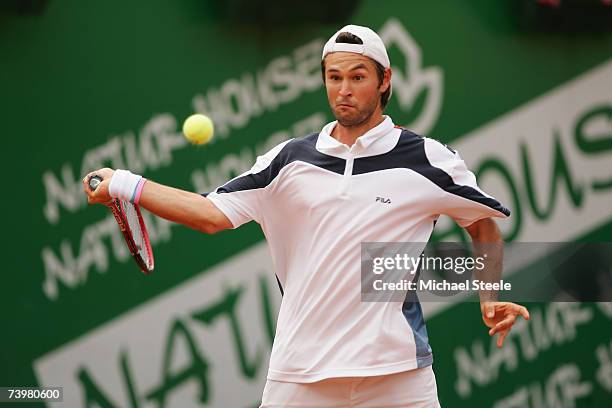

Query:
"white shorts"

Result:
[[260, 365, 441, 408]]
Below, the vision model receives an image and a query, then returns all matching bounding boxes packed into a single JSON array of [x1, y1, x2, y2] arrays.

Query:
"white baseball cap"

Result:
[[322, 24, 390, 68]]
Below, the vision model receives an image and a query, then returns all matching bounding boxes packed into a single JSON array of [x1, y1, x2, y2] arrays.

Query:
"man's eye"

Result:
[[354, 75, 363, 81]]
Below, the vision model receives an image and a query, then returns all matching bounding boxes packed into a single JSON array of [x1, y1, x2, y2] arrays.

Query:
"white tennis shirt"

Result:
[[207, 116, 509, 383]]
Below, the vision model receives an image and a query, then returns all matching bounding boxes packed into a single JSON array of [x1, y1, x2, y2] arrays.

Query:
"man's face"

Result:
[[323, 52, 387, 127]]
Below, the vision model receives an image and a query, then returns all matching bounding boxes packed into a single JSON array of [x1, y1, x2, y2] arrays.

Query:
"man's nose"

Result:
[[339, 79, 352, 97]]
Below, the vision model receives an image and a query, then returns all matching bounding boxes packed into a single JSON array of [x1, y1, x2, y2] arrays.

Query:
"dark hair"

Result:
[[321, 31, 391, 109]]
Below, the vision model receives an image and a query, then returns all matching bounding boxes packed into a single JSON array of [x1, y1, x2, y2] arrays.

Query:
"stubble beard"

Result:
[[333, 96, 380, 128]]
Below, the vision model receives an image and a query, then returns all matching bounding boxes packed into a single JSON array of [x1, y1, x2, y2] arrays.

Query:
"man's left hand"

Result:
[[481, 301, 530, 348]]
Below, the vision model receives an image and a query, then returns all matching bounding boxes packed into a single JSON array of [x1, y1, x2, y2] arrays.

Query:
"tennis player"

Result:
[[84, 24, 529, 407]]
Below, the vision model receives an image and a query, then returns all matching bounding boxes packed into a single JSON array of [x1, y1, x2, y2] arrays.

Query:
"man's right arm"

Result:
[[82, 167, 233, 234]]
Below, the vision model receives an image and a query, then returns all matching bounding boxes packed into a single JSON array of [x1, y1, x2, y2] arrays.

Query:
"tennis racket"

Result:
[[88, 175, 154, 274]]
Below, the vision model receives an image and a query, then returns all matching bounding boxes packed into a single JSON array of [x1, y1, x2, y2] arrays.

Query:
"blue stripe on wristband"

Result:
[[130, 178, 144, 204]]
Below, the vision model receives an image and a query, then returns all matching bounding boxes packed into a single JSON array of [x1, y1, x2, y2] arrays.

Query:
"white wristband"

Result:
[[109, 169, 143, 203]]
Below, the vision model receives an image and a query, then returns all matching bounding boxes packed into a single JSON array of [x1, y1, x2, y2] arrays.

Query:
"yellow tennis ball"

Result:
[[182, 114, 214, 145]]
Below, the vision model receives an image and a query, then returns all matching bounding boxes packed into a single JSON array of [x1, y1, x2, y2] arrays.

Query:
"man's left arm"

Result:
[[465, 218, 530, 348]]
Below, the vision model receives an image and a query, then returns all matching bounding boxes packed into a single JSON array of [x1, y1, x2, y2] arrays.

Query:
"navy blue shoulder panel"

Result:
[[353, 129, 510, 216], [352, 129, 424, 174], [216, 133, 345, 194], [216, 129, 510, 217]]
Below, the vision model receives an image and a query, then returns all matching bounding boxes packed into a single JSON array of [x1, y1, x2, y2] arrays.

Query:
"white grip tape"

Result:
[[108, 169, 143, 203]]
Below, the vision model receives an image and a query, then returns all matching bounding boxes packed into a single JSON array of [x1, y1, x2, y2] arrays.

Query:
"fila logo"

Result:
[[376, 197, 392, 204]]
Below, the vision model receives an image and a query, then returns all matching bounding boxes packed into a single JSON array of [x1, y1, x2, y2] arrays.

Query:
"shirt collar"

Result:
[[316, 116, 399, 159]]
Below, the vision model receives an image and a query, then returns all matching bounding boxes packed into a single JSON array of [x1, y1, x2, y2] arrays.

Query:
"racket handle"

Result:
[[88, 175, 103, 191]]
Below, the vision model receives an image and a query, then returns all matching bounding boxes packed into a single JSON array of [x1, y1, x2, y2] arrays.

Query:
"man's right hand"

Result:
[[81, 168, 233, 234], [82, 168, 115, 205]]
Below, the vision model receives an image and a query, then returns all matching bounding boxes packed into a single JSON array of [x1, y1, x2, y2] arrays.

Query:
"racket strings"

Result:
[[121, 200, 150, 266]]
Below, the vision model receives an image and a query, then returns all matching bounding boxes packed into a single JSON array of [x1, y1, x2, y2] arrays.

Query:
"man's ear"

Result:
[[380, 68, 392, 93]]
